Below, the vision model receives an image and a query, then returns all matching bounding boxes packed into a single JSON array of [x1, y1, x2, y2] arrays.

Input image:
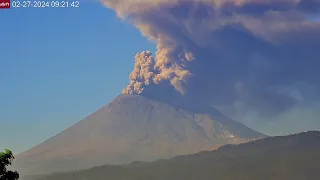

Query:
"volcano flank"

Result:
[[14, 95, 265, 176]]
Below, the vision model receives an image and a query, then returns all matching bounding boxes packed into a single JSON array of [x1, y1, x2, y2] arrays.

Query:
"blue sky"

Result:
[[1, 1, 319, 154], [0, 3, 156, 153]]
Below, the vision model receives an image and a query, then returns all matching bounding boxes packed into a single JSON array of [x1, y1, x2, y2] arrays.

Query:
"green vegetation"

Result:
[[25, 131, 320, 180], [0, 149, 19, 180]]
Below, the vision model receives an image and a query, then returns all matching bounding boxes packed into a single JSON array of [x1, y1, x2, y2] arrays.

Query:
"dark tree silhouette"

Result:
[[0, 149, 19, 180]]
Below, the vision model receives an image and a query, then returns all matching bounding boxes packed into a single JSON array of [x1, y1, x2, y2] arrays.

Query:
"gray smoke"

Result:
[[103, 0, 320, 135]]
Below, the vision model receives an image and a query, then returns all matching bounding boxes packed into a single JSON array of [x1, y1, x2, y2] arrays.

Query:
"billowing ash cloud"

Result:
[[122, 50, 192, 95], [103, 0, 320, 134]]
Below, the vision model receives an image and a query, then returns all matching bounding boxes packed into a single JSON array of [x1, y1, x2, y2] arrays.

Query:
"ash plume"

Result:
[[102, 0, 320, 134]]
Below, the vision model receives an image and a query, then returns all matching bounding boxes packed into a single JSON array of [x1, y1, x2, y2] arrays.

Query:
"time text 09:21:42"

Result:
[[11, 0, 80, 8]]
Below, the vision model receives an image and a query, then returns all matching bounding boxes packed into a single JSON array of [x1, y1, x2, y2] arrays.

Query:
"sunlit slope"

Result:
[[14, 95, 265, 175], [25, 131, 320, 180]]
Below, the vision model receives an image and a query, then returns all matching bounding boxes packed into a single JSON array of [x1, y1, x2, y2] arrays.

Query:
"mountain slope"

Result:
[[13, 95, 265, 175], [24, 131, 320, 180]]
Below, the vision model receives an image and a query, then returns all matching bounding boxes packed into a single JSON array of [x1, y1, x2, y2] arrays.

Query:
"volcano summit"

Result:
[[14, 95, 265, 175], [13, 0, 320, 177]]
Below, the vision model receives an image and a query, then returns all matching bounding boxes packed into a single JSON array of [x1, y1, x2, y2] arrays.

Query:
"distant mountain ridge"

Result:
[[13, 95, 266, 176], [23, 131, 320, 180]]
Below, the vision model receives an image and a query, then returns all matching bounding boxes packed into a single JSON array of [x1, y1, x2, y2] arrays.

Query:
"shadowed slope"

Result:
[[24, 131, 320, 180], [13, 95, 265, 175]]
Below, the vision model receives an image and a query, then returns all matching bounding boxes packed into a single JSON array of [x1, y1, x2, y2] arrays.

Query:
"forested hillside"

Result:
[[24, 131, 320, 180]]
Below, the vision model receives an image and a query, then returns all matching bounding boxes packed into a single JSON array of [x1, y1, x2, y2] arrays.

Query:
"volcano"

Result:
[[13, 95, 266, 176]]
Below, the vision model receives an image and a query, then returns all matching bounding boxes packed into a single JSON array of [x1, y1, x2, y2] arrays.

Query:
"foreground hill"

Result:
[[13, 95, 265, 175], [24, 131, 320, 180]]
